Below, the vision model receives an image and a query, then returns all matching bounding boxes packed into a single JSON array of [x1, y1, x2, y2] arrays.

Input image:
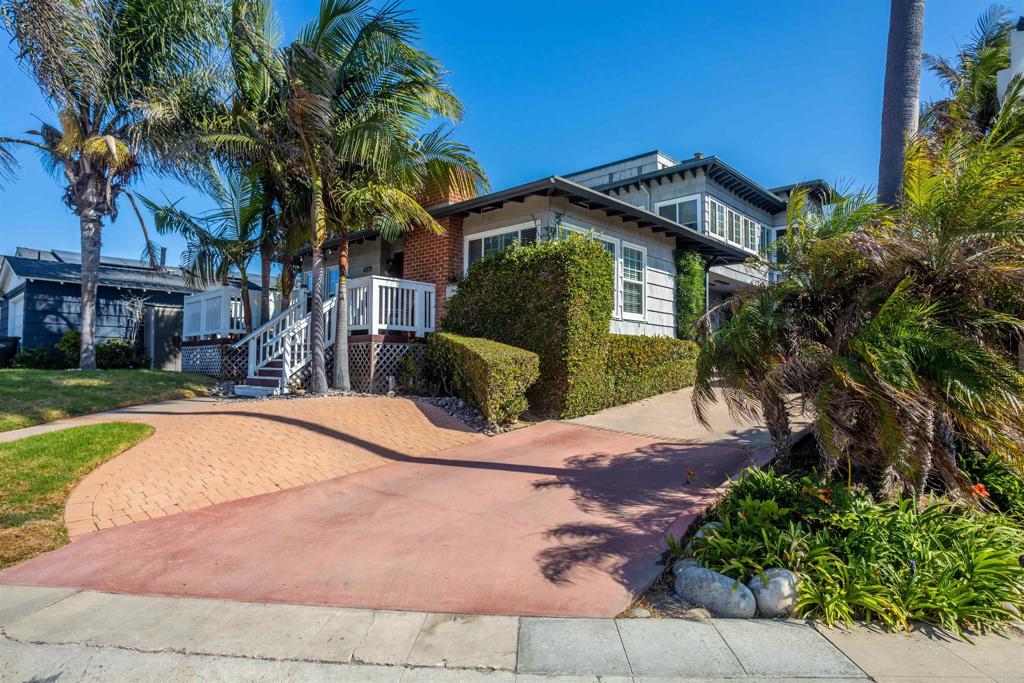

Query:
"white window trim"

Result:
[[620, 241, 647, 321], [705, 195, 763, 254], [653, 193, 702, 232], [7, 293, 24, 338], [462, 222, 536, 274]]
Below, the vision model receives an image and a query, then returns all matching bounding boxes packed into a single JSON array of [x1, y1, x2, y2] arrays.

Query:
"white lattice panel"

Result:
[[182, 345, 222, 376]]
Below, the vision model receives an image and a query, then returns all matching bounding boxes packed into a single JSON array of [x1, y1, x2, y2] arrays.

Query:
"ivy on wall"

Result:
[[674, 250, 706, 341]]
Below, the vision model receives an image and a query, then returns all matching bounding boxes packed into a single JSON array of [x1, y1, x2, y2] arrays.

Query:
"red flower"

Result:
[[972, 483, 991, 498]]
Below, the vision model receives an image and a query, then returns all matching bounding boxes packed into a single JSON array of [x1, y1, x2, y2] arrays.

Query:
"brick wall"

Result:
[[404, 214, 464, 321]]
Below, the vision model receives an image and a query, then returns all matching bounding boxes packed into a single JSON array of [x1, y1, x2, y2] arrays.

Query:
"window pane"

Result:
[[328, 268, 339, 296], [678, 200, 698, 229], [623, 246, 643, 281], [623, 282, 643, 314], [603, 241, 616, 256], [658, 204, 677, 221]]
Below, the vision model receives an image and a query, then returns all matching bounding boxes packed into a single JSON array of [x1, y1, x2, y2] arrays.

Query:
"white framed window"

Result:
[[655, 194, 701, 231], [621, 242, 646, 320], [7, 293, 24, 338], [728, 210, 742, 245], [743, 218, 760, 252], [464, 224, 538, 271], [327, 266, 339, 296], [706, 198, 727, 239]]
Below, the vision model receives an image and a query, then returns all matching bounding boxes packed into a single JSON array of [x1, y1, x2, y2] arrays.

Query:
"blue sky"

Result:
[[0, 0, 1015, 263]]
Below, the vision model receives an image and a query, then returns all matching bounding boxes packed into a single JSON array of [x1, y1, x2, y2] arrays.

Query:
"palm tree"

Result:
[[327, 132, 484, 390], [878, 0, 926, 206], [0, 0, 224, 368], [199, 0, 290, 325], [140, 167, 267, 333], [922, 6, 1016, 142], [696, 137, 1024, 500], [282, 0, 484, 393]]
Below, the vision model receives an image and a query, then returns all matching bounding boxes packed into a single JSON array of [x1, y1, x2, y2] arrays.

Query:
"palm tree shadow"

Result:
[[531, 438, 759, 590]]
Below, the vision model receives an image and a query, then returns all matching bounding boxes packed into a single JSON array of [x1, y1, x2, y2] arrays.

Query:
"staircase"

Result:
[[230, 276, 436, 397]]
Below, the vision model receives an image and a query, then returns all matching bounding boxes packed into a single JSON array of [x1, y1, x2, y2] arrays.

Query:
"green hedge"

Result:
[[444, 235, 614, 418], [674, 250, 706, 341], [604, 334, 698, 406], [427, 332, 539, 427]]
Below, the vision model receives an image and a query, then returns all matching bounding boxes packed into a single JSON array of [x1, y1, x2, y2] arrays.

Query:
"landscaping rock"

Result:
[[674, 566, 756, 619], [671, 558, 702, 576], [747, 568, 799, 618], [624, 607, 652, 619], [679, 606, 712, 620]]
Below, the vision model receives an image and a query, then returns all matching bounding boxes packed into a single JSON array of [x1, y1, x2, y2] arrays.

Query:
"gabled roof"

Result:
[[1, 248, 266, 294], [429, 176, 749, 264], [594, 155, 791, 214]]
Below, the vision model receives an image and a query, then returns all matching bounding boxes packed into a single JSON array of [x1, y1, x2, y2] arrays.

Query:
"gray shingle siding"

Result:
[[18, 280, 183, 348]]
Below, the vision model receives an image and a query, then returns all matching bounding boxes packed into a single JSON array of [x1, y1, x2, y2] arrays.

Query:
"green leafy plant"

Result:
[[54, 331, 81, 367], [604, 335, 697, 407], [673, 249, 706, 341], [427, 332, 539, 427], [679, 467, 1024, 633], [12, 347, 69, 370], [444, 236, 613, 418]]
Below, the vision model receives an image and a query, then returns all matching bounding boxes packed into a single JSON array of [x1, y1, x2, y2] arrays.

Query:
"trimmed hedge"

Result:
[[427, 332, 539, 427], [444, 235, 614, 418], [604, 334, 698, 407]]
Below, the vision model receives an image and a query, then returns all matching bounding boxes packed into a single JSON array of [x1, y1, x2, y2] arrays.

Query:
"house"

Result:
[[997, 17, 1024, 101], [0, 247, 269, 370], [223, 150, 825, 395]]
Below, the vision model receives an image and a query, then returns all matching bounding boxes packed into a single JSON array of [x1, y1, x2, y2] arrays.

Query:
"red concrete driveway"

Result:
[[0, 416, 766, 617]]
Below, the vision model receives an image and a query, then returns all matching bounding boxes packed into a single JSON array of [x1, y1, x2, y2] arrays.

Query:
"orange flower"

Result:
[[972, 482, 991, 498]]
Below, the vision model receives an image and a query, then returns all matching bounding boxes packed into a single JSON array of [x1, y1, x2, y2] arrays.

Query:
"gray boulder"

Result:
[[747, 568, 799, 618], [671, 558, 702, 576], [674, 566, 756, 619]]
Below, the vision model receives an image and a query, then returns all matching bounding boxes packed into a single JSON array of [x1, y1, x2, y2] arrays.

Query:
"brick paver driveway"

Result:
[[1, 390, 773, 617], [57, 397, 482, 537]]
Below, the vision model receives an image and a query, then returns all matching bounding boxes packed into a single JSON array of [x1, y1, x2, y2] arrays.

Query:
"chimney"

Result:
[[159, 247, 167, 266], [694, 151, 704, 160]]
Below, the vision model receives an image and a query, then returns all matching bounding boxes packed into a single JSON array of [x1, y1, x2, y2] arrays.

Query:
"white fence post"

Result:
[[369, 278, 380, 336]]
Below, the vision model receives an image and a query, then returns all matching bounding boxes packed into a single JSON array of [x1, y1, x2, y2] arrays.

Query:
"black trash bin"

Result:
[[0, 336, 20, 368]]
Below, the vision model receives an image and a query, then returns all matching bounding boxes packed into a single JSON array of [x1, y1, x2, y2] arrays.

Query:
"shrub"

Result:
[[427, 332, 539, 427], [674, 250, 705, 341], [96, 338, 146, 369], [604, 335, 697, 407], [678, 467, 1024, 633], [444, 235, 613, 417], [960, 447, 1024, 520], [12, 346, 69, 369], [54, 330, 81, 366]]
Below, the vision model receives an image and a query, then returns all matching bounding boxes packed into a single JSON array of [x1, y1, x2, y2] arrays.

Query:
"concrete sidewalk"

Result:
[[2, 586, 1021, 682]]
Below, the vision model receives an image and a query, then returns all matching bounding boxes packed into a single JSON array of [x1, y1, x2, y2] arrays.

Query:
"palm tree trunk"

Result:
[[878, 0, 926, 206], [308, 168, 329, 394], [239, 270, 253, 335], [758, 387, 792, 462], [309, 245, 328, 394], [332, 231, 351, 391], [79, 214, 102, 370], [258, 239, 274, 325]]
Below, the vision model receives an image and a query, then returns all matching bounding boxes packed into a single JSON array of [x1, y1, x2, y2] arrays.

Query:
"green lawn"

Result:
[[0, 422, 154, 568], [0, 369, 215, 433]]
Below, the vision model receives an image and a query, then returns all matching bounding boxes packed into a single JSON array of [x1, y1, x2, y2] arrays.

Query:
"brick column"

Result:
[[404, 214, 464, 322]]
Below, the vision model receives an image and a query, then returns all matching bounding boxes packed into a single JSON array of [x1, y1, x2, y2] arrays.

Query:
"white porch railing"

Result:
[[230, 276, 435, 389], [182, 285, 270, 340], [346, 275, 435, 337]]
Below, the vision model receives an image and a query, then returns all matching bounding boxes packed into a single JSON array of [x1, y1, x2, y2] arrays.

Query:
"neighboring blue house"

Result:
[[0, 247, 264, 369]]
